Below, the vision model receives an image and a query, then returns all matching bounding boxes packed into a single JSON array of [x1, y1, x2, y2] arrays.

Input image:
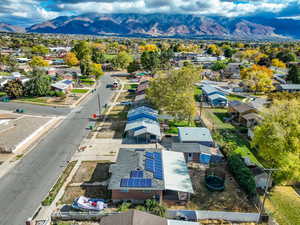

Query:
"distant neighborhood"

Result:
[[0, 32, 299, 225]]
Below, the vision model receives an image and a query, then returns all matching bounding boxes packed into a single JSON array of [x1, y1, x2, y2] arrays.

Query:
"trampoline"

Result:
[[205, 168, 225, 191]]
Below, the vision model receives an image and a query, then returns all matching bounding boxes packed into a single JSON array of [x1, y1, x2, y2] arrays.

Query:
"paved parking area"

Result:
[[0, 114, 54, 153]]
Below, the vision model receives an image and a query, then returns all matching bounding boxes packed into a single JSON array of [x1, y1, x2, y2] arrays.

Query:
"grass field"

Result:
[[265, 186, 300, 225], [0, 92, 7, 97], [71, 89, 89, 94]]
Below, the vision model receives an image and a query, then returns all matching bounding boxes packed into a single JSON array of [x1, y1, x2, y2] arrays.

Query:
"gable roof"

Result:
[[279, 84, 300, 90], [230, 102, 255, 114], [172, 143, 223, 157], [208, 93, 228, 101]]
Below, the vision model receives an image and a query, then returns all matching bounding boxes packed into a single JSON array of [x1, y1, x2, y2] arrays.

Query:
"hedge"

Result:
[[228, 154, 257, 196]]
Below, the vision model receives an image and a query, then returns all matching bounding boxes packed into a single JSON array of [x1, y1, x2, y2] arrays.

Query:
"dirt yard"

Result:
[[71, 161, 111, 184], [59, 161, 112, 205], [186, 163, 257, 212]]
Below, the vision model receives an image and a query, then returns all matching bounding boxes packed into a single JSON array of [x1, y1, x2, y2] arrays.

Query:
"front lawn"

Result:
[[71, 89, 89, 94], [194, 86, 203, 101], [165, 120, 196, 134], [16, 97, 49, 104], [0, 92, 7, 97], [265, 186, 300, 225]]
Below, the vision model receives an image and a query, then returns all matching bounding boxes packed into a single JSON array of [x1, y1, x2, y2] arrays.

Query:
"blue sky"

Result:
[[1, 0, 300, 27]]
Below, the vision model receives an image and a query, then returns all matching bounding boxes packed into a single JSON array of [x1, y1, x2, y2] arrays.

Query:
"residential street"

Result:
[[0, 74, 114, 225]]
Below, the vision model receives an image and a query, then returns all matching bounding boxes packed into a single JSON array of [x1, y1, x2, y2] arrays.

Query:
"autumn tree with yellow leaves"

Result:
[[241, 65, 274, 93]]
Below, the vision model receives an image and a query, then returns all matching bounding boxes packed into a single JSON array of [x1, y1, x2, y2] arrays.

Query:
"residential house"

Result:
[[125, 118, 161, 143], [100, 210, 199, 225], [207, 94, 228, 107], [228, 101, 257, 123], [172, 143, 223, 164], [127, 106, 158, 122], [133, 94, 148, 107], [136, 82, 149, 95], [202, 85, 226, 98], [178, 127, 214, 147], [277, 84, 300, 92], [250, 167, 272, 190], [222, 63, 242, 79], [51, 79, 73, 93], [108, 148, 194, 204]]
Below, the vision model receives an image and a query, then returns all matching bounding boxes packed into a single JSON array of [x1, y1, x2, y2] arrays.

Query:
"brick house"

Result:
[[108, 148, 194, 204]]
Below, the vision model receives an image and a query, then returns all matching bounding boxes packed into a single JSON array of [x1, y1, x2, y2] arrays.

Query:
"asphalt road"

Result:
[[0, 74, 114, 225]]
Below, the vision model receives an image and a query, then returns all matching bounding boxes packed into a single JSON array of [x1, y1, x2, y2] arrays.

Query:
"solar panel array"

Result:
[[120, 178, 152, 187], [130, 170, 143, 178], [144, 152, 164, 180]]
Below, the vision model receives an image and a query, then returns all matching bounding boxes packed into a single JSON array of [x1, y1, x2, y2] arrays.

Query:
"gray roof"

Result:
[[279, 84, 300, 90], [101, 210, 167, 225], [125, 119, 161, 137], [172, 143, 223, 157], [108, 148, 165, 191], [108, 148, 194, 193], [208, 93, 227, 101], [178, 127, 213, 143], [128, 106, 158, 115]]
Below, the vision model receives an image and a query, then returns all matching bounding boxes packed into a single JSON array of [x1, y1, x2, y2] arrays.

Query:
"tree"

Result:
[[276, 51, 297, 63], [240, 65, 274, 93], [24, 70, 52, 96], [139, 44, 158, 52], [80, 57, 92, 76], [141, 51, 160, 72], [3, 79, 24, 98], [92, 48, 105, 64], [224, 47, 235, 58], [252, 100, 300, 184], [159, 48, 174, 68], [211, 61, 227, 71], [287, 65, 300, 84], [257, 57, 271, 67], [29, 56, 49, 68], [31, 45, 49, 56], [271, 58, 286, 68], [147, 66, 201, 122], [90, 63, 104, 80], [64, 52, 79, 67], [127, 60, 141, 74], [112, 51, 133, 70], [72, 41, 91, 60], [207, 44, 221, 56]]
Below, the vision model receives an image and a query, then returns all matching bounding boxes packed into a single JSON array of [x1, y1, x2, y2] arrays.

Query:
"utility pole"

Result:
[[97, 93, 101, 116], [259, 168, 278, 222]]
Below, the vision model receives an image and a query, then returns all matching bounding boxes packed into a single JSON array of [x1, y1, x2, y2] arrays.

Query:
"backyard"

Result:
[[202, 108, 261, 166], [182, 164, 257, 212]]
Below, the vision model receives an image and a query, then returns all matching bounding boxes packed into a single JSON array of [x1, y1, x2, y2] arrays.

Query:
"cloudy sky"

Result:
[[2, 0, 300, 27]]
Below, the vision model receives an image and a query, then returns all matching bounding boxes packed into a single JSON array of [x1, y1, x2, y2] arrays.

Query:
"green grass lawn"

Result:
[[265, 186, 300, 225], [194, 86, 203, 101], [17, 97, 48, 104], [0, 91, 7, 97], [0, 72, 10, 76], [165, 120, 196, 134], [71, 89, 89, 94], [203, 108, 261, 166], [125, 83, 138, 90], [227, 94, 246, 101]]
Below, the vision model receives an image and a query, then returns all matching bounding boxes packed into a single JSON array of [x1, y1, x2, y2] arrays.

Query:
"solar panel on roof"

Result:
[[130, 170, 143, 178], [145, 159, 154, 172], [120, 178, 152, 187], [145, 152, 153, 158]]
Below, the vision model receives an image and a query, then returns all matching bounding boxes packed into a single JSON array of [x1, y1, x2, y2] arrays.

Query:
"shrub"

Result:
[[55, 91, 65, 97], [48, 90, 56, 97], [117, 202, 132, 212], [228, 154, 256, 196]]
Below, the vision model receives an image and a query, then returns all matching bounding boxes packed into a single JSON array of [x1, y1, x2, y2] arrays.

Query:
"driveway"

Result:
[[0, 74, 114, 225]]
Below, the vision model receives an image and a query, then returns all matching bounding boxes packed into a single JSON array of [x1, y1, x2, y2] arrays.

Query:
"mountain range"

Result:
[[2, 14, 300, 40]]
